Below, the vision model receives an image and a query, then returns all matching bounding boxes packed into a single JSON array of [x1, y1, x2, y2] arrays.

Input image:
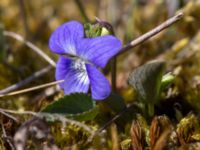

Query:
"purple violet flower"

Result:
[[49, 21, 122, 100]]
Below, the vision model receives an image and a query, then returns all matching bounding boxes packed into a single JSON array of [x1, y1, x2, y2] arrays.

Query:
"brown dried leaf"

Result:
[[130, 121, 146, 150], [150, 115, 172, 150]]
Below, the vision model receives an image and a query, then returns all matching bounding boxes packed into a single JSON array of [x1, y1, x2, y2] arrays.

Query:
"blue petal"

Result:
[[49, 21, 84, 55], [77, 35, 122, 68], [86, 64, 111, 100], [63, 59, 90, 95], [55, 57, 72, 88]]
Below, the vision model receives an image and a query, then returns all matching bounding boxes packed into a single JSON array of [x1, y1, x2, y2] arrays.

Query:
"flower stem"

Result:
[[74, 0, 90, 22], [148, 103, 155, 118], [111, 57, 117, 92], [17, 0, 30, 38]]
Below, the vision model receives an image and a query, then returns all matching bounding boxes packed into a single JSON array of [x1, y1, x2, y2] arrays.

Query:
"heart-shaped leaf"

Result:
[[42, 93, 99, 121], [128, 61, 166, 104]]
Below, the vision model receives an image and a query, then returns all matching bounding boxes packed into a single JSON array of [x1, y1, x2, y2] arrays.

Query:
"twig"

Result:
[[0, 110, 19, 122], [40, 113, 95, 135], [3, 31, 56, 67], [97, 103, 136, 133], [86, 102, 138, 144], [0, 120, 15, 150], [0, 108, 95, 136], [116, 12, 183, 56], [0, 108, 36, 116], [0, 66, 53, 94], [74, 0, 90, 22], [40, 113, 96, 146], [0, 80, 64, 98]]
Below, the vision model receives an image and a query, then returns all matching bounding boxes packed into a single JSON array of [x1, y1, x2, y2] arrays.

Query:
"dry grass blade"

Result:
[[0, 66, 53, 95], [0, 110, 18, 123], [0, 80, 64, 98], [111, 124, 119, 150], [3, 31, 56, 67]]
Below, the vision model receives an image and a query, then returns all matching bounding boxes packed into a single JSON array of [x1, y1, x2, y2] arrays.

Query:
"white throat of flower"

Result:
[[73, 58, 85, 70], [71, 58, 90, 85]]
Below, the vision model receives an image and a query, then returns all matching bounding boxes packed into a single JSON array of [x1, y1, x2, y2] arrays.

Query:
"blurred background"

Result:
[[0, 0, 200, 149], [0, 0, 200, 110]]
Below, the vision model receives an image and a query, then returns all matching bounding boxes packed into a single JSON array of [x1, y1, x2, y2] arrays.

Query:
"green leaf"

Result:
[[161, 73, 175, 90], [128, 61, 166, 104], [84, 22, 110, 38], [103, 92, 127, 113], [84, 23, 102, 38], [42, 93, 99, 121]]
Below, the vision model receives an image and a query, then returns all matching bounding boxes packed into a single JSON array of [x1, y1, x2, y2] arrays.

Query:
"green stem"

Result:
[[148, 103, 154, 118], [17, 0, 30, 38], [74, 0, 90, 22], [111, 57, 117, 92]]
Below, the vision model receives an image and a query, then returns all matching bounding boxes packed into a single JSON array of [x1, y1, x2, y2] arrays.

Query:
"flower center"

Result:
[[71, 58, 89, 85], [71, 58, 86, 72]]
